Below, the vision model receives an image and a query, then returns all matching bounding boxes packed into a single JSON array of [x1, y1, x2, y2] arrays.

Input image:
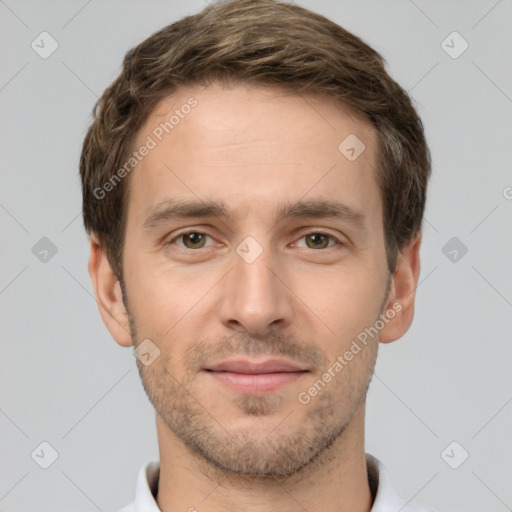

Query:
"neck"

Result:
[[155, 402, 374, 512]]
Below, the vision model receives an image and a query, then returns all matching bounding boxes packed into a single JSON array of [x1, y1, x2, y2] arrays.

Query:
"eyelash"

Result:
[[167, 230, 343, 250]]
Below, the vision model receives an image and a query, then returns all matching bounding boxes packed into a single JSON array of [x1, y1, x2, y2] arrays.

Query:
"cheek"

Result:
[[123, 259, 221, 369], [292, 265, 384, 346], [124, 252, 213, 322]]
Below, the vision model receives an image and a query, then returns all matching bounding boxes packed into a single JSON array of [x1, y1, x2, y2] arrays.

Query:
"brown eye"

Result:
[[170, 231, 211, 249], [299, 232, 340, 250], [305, 233, 330, 249]]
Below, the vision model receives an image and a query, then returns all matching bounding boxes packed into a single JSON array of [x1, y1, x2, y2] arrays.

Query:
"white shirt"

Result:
[[119, 453, 433, 512]]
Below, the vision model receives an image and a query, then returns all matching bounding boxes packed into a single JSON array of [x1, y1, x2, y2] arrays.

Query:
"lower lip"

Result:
[[206, 371, 307, 393]]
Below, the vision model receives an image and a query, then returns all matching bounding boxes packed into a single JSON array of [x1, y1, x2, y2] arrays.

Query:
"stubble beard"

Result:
[[132, 332, 378, 479], [121, 277, 388, 479]]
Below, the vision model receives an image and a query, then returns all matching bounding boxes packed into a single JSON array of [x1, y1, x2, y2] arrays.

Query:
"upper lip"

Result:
[[204, 358, 309, 374]]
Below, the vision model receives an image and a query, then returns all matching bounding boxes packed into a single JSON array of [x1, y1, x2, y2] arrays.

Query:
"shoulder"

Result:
[[117, 460, 160, 512], [117, 505, 135, 512], [367, 453, 435, 512]]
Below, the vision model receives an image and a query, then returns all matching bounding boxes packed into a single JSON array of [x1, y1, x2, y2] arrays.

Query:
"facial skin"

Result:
[[89, 82, 421, 512]]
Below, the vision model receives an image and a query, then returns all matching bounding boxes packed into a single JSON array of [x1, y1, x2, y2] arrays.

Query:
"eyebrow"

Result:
[[143, 198, 366, 231]]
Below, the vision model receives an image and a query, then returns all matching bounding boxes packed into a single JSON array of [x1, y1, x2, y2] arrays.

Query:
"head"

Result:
[[83, 0, 430, 478]]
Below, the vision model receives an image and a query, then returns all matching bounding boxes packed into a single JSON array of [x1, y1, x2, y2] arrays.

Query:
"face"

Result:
[[94, 82, 413, 478]]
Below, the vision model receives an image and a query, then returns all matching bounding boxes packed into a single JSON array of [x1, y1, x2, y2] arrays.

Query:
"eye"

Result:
[[167, 230, 342, 251], [295, 232, 341, 250], [168, 231, 214, 250]]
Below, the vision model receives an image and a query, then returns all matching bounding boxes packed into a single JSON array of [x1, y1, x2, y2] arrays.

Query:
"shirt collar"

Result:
[[121, 453, 432, 512]]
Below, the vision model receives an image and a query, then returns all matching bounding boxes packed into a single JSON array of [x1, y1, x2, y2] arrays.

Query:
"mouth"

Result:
[[203, 358, 310, 394]]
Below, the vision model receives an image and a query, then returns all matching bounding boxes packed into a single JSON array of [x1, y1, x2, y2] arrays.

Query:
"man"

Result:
[[80, 0, 433, 510]]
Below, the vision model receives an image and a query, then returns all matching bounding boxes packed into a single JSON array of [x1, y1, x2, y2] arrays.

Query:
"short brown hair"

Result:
[[80, 0, 431, 278]]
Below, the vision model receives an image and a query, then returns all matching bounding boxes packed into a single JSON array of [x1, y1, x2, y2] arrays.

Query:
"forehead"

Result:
[[128, 82, 380, 227]]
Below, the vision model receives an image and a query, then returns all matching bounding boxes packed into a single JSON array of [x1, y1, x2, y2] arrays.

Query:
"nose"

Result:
[[217, 240, 294, 336]]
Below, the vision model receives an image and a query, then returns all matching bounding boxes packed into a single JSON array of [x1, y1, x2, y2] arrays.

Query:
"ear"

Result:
[[88, 234, 133, 347], [379, 234, 422, 344]]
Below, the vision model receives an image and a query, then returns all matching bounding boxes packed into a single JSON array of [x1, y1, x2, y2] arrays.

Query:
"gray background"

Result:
[[1, 0, 511, 510]]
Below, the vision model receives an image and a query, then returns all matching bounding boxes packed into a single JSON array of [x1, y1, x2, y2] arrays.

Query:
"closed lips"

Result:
[[204, 359, 309, 374]]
